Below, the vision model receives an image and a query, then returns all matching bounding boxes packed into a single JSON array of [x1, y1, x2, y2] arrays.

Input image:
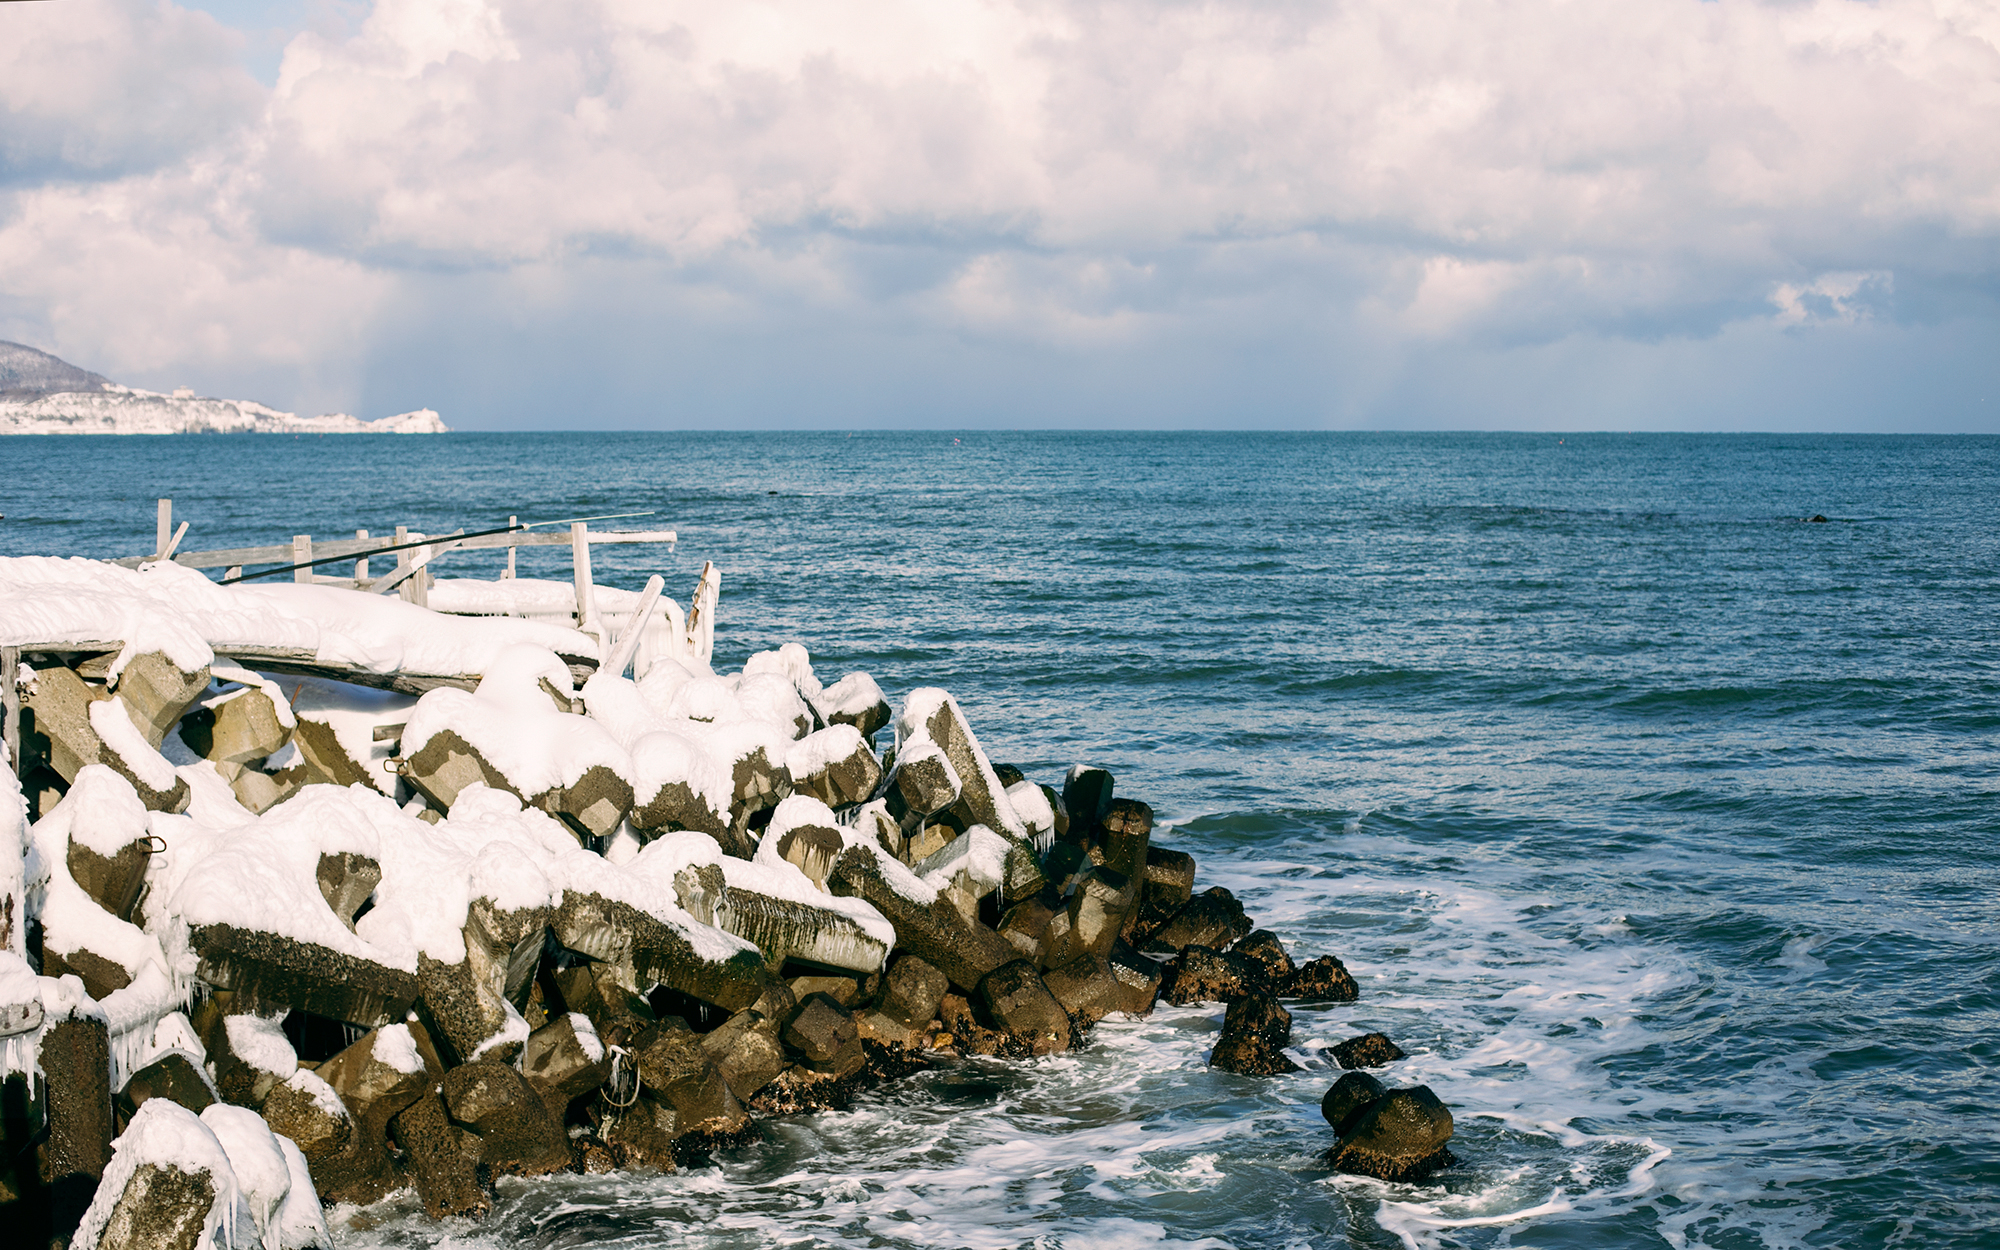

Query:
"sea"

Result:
[[2, 431, 1995, 1250]]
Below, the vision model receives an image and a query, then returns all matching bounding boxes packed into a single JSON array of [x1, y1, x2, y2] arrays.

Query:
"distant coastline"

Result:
[[0, 340, 446, 435]]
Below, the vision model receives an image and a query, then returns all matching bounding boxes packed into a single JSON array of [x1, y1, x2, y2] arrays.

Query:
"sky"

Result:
[[1, 0, 1996, 431]]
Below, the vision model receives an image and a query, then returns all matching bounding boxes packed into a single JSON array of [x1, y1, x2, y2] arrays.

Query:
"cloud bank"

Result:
[[1, 0, 1996, 428]]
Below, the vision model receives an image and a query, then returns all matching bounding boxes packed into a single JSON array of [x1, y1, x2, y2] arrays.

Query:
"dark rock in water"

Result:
[[976, 961, 1072, 1055], [391, 1091, 491, 1220], [1281, 953, 1359, 1002], [1807, 514, 1829, 523], [1105, 938, 1164, 1015], [879, 955, 949, 1028], [782, 994, 864, 1079], [1135, 846, 1196, 934], [1160, 944, 1267, 1005], [1140, 886, 1252, 955], [1231, 930, 1296, 983], [1329, 1085, 1457, 1182], [1208, 989, 1299, 1076], [1099, 799, 1153, 878], [440, 1062, 572, 1177], [519, 1012, 612, 1117], [603, 1095, 681, 1171], [701, 983, 794, 1102], [1321, 1070, 1387, 1135], [117, 1052, 215, 1119], [632, 1018, 750, 1131], [1331, 1031, 1406, 1069], [1040, 955, 1123, 1024]]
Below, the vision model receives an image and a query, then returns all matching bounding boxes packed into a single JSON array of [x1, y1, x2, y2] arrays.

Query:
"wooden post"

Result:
[[604, 575, 664, 678], [155, 499, 172, 558], [293, 535, 312, 583], [504, 517, 517, 580], [225, 565, 242, 581], [413, 533, 431, 608], [395, 526, 413, 604], [2, 645, 19, 779], [571, 522, 598, 638], [355, 529, 370, 582]]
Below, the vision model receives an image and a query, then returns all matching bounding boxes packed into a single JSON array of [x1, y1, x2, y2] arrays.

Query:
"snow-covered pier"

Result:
[[0, 517, 1449, 1247]]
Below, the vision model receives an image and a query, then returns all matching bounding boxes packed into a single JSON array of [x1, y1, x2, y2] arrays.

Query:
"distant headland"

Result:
[[0, 341, 447, 435]]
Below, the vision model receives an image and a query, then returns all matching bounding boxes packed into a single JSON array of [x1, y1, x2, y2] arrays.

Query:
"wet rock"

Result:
[[1330, 1032, 1407, 1069], [976, 961, 1072, 1055], [996, 889, 1059, 962], [1208, 989, 1299, 1076], [603, 1094, 681, 1170], [700, 984, 794, 1103], [116, 1052, 216, 1119], [787, 725, 882, 810], [1329, 1085, 1456, 1182], [520, 1012, 612, 1117], [1098, 799, 1153, 878], [310, 1023, 436, 1206], [178, 684, 289, 766], [878, 955, 948, 1029], [1105, 939, 1164, 1016], [782, 993, 864, 1079], [1136, 846, 1196, 934], [1281, 953, 1360, 1003], [440, 1061, 572, 1176], [1231, 930, 1297, 984], [1320, 1070, 1387, 1135], [390, 1091, 491, 1220], [1159, 944, 1267, 1005], [1139, 886, 1252, 955], [827, 844, 1015, 993], [189, 922, 418, 1030], [1040, 955, 1122, 1025], [631, 1018, 749, 1134]]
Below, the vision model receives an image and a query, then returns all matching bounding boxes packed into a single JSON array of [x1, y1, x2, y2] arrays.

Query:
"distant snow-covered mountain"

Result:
[[0, 342, 447, 435]]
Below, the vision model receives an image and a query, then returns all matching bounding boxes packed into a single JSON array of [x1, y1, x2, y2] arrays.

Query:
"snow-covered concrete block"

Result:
[[23, 665, 188, 812], [258, 1069, 352, 1166], [314, 851, 380, 931], [415, 894, 549, 1066], [177, 681, 291, 768], [826, 843, 1015, 994], [550, 888, 769, 1015], [896, 690, 1029, 846], [706, 721, 795, 853], [108, 650, 210, 749], [199, 1007, 297, 1109], [785, 725, 880, 810], [117, 1051, 217, 1119], [882, 737, 959, 838], [285, 677, 412, 796], [188, 924, 418, 1031], [816, 671, 890, 741], [72, 1099, 243, 1250]]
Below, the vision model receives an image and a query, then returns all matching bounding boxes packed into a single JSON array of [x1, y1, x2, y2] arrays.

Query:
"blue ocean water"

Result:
[[3, 431, 1996, 1249]]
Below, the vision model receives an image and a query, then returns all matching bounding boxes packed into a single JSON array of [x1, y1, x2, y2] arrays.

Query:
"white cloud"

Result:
[[0, 0, 1995, 423]]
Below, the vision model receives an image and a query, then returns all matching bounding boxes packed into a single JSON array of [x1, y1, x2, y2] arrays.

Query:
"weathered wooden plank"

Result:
[[292, 535, 313, 584], [107, 527, 677, 571], [2, 644, 20, 779]]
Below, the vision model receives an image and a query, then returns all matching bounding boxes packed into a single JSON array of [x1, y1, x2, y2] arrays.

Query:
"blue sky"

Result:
[[1, 0, 1995, 431]]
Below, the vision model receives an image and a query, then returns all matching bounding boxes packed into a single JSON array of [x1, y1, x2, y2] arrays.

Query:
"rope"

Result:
[[601, 1043, 641, 1110]]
